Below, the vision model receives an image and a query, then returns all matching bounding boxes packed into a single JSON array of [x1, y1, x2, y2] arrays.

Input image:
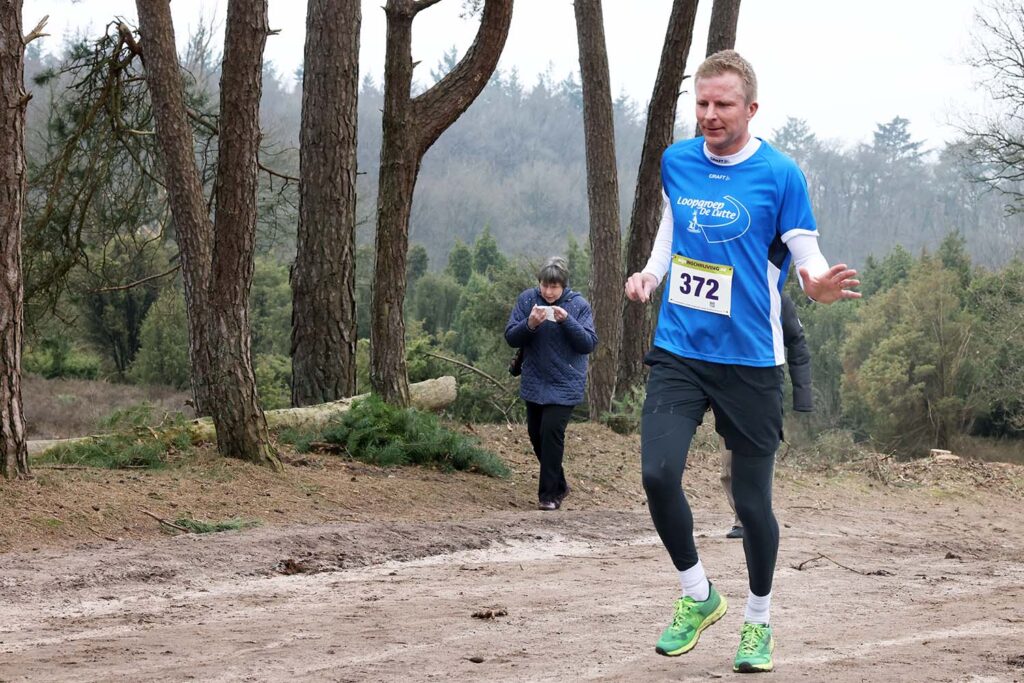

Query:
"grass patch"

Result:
[[37, 414, 194, 470], [283, 395, 510, 478], [171, 517, 260, 534]]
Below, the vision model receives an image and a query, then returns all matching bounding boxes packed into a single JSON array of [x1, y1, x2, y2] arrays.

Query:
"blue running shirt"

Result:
[[653, 138, 817, 367]]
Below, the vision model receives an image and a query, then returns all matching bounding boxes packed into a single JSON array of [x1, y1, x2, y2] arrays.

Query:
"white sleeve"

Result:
[[641, 191, 674, 285], [784, 232, 830, 291]]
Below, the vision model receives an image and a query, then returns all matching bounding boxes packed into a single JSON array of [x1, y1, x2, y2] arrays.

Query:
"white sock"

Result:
[[678, 560, 710, 602], [744, 590, 772, 624]]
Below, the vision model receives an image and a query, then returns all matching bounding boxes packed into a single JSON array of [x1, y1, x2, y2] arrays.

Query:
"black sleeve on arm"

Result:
[[781, 293, 814, 412]]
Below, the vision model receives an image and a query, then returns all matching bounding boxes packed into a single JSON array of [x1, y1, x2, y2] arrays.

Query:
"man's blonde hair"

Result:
[[695, 49, 758, 104]]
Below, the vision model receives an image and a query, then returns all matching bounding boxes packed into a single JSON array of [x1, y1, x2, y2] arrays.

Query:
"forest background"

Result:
[[11, 0, 1024, 469]]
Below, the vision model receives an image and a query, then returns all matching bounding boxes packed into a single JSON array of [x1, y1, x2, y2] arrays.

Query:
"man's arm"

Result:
[[785, 233, 861, 304], [625, 192, 673, 302]]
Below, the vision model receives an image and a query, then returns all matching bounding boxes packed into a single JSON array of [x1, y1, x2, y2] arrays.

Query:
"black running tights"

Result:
[[641, 412, 779, 596]]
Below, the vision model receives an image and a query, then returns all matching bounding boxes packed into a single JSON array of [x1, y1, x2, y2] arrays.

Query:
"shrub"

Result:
[[255, 353, 291, 410], [785, 428, 871, 468], [842, 264, 982, 456], [129, 289, 190, 389], [288, 395, 509, 477], [24, 336, 101, 380], [603, 384, 645, 435], [37, 426, 192, 470], [99, 402, 183, 431], [35, 405, 192, 469]]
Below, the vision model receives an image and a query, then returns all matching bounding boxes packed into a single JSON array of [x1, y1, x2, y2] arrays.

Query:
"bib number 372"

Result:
[[668, 254, 733, 316]]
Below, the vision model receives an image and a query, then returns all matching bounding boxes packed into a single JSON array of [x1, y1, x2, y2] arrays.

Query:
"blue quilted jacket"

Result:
[[504, 287, 598, 406]]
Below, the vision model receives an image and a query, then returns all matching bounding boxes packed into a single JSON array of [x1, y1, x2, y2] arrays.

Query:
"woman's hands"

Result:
[[528, 305, 568, 329], [527, 306, 547, 330]]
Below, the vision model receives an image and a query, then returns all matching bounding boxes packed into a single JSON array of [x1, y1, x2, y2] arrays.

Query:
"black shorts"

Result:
[[642, 346, 784, 457]]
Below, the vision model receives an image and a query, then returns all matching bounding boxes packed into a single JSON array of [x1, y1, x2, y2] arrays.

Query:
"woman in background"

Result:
[[504, 257, 597, 510]]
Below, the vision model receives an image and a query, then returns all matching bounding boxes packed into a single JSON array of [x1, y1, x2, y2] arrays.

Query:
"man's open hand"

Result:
[[799, 264, 861, 304]]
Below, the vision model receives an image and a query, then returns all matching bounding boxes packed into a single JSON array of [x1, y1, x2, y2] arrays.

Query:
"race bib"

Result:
[[668, 254, 733, 316]]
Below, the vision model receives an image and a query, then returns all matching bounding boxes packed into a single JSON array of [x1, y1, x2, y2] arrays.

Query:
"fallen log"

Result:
[[27, 376, 458, 457]]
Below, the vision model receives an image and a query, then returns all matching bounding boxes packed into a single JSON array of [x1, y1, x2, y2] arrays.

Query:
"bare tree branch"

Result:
[[258, 158, 299, 183], [86, 264, 180, 294], [23, 15, 49, 44], [414, 0, 446, 13], [420, 350, 509, 391]]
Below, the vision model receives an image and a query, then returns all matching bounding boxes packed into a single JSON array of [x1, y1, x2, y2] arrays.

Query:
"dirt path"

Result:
[[2, 477, 1022, 682]]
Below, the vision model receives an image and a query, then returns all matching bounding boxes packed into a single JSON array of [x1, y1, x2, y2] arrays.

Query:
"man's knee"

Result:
[[641, 463, 679, 498], [733, 497, 762, 526]]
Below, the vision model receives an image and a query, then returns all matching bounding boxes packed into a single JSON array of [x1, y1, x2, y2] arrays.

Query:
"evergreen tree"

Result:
[[446, 240, 473, 286], [407, 244, 429, 285], [843, 264, 982, 454], [472, 226, 506, 275]]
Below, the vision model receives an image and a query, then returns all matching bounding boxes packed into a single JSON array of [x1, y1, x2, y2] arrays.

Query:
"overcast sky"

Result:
[[32, 0, 988, 147]]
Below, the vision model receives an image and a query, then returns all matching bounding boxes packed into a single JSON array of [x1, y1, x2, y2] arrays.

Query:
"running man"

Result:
[[624, 50, 860, 673]]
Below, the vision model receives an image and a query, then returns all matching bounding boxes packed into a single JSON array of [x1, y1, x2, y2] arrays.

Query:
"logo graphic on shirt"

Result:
[[676, 195, 751, 243]]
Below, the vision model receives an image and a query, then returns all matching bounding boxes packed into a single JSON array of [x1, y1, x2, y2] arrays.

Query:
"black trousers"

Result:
[[525, 401, 574, 503], [640, 347, 782, 596]]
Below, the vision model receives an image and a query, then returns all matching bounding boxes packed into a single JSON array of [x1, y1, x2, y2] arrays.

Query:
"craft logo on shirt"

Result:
[[708, 172, 730, 181], [676, 194, 751, 243]]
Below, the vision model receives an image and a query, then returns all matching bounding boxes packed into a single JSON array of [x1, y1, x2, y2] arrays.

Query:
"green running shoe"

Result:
[[655, 584, 727, 656], [733, 622, 775, 673]]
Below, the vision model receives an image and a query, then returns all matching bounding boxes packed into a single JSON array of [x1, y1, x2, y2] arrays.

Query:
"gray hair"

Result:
[[537, 256, 569, 286]]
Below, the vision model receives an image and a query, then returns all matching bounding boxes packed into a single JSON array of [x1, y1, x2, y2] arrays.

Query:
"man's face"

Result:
[[695, 72, 758, 157]]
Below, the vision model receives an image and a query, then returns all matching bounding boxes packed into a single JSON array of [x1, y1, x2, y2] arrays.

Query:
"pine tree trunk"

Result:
[[371, 2, 417, 407], [372, 0, 513, 406], [207, 0, 278, 468], [706, 0, 742, 56], [137, 0, 278, 468], [291, 0, 360, 406], [574, 0, 622, 419], [136, 0, 216, 417], [0, 0, 29, 479], [618, 0, 699, 396]]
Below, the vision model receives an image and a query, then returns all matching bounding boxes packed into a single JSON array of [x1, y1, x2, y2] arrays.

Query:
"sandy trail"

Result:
[[1, 487, 1022, 683]]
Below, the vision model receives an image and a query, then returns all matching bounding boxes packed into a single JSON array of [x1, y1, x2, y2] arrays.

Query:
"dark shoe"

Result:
[[555, 484, 571, 506], [538, 500, 558, 511], [726, 525, 744, 539]]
